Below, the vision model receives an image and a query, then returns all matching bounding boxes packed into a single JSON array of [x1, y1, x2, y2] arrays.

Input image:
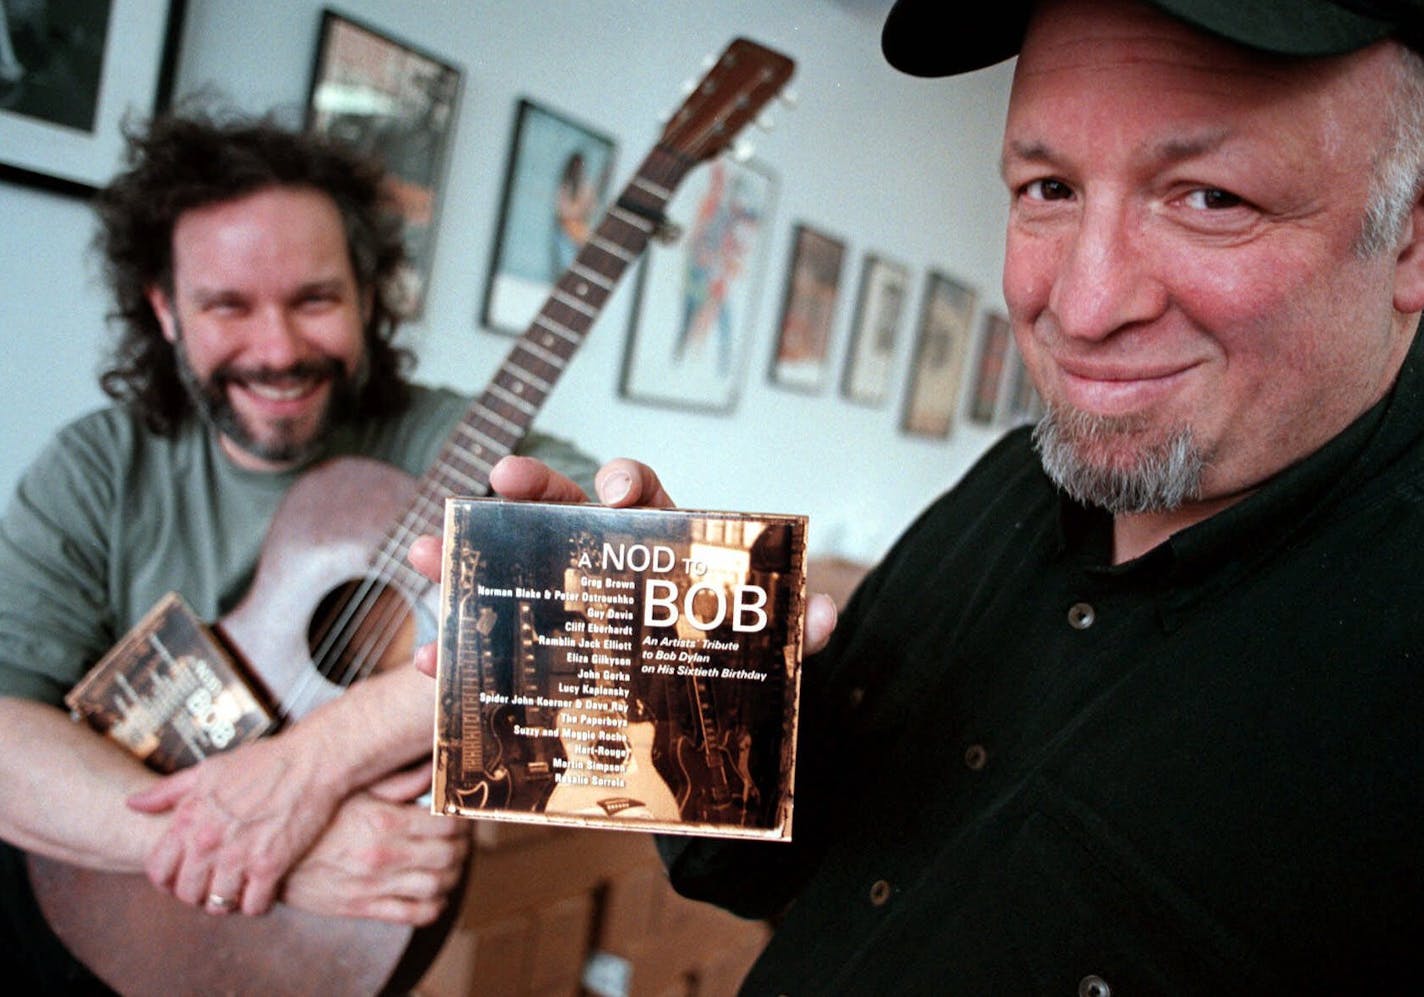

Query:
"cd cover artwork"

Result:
[[432, 499, 807, 840], [65, 592, 277, 773]]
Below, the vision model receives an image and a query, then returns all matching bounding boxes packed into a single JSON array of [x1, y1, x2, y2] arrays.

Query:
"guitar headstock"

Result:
[[660, 37, 795, 164]]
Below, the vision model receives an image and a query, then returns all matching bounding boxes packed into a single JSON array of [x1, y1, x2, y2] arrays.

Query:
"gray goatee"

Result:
[[1032, 405, 1206, 514]]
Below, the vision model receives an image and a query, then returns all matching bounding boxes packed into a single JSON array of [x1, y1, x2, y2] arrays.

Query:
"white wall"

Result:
[[0, 0, 1015, 564]]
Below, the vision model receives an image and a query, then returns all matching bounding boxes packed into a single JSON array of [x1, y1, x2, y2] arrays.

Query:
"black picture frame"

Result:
[[900, 270, 978, 439], [968, 310, 1011, 425], [480, 97, 617, 336], [841, 253, 911, 407], [769, 223, 847, 393], [0, 0, 186, 197], [305, 8, 463, 319]]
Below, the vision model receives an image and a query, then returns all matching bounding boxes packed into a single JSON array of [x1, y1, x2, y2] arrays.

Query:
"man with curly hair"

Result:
[[0, 112, 595, 991]]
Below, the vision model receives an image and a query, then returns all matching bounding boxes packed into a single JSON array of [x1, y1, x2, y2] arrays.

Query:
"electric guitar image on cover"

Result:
[[30, 37, 794, 997], [540, 551, 681, 821]]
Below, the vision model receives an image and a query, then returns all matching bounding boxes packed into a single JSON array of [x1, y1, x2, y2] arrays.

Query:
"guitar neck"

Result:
[[517, 600, 540, 700], [372, 35, 796, 579], [457, 600, 485, 773], [454, 555, 485, 770], [377, 145, 693, 572]]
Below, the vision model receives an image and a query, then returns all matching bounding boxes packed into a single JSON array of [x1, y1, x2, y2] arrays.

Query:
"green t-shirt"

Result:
[[0, 386, 597, 704]]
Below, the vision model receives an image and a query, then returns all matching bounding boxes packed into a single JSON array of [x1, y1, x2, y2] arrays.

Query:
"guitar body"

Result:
[[28, 858, 454, 997], [670, 726, 761, 826], [543, 714, 680, 821], [486, 702, 562, 810], [223, 457, 427, 716], [30, 457, 453, 997]]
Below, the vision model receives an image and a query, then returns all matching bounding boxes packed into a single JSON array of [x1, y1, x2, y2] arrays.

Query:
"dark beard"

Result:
[[1031, 404, 1207, 514], [174, 340, 362, 466]]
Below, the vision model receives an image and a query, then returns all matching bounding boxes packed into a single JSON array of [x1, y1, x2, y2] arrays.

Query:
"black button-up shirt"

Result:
[[662, 330, 1424, 994]]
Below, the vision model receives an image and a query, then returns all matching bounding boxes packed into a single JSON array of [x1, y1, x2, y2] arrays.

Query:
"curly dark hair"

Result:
[[94, 111, 414, 435]]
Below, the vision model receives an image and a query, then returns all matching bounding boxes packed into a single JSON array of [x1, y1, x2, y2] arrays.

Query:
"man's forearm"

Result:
[[123, 661, 441, 914], [0, 665, 433, 871], [0, 696, 164, 870], [279, 664, 436, 797]]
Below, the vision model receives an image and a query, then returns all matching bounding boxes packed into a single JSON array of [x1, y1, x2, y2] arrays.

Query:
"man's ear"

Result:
[[145, 285, 178, 342], [1392, 187, 1424, 314]]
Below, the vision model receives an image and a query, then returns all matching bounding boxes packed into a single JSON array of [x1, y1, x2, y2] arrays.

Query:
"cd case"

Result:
[[432, 498, 807, 840], [65, 592, 277, 773]]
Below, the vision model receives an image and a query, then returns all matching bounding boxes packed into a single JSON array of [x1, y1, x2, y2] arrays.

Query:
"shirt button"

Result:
[[1067, 602, 1095, 630], [1079, 975, 1111, 997], [848, 686, 865, 708], [868, 879, 892, 906], [964, 743, 988, 771]]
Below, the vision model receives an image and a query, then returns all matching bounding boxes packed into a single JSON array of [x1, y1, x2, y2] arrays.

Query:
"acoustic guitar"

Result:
[[28, 38, 794, 996]]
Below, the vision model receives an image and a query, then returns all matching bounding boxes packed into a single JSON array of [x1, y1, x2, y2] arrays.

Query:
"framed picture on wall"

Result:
[[0, 0, 184, 195], [619, 158, 778, 413], [769, 223, 847, 392], [1000, 341, 1045, 426], [968, 310, 1012, 424], [900, 271, 978, 439], [306, 9, 463, 319], [481, 98, 616, 336], [841, 254, 911, 406]]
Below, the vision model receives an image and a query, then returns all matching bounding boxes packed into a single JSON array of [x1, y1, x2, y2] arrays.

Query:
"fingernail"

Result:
[[602, 471, 632, 504]]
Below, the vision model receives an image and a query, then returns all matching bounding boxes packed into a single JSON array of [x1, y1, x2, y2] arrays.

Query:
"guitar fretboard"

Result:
[[353, 35, 796, 609], [372, 145, 693, 592]]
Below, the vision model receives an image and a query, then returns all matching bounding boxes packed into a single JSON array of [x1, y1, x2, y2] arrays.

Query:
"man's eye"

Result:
[[1023, 178, 1073, 201], [1183, 188, 1243, 210]]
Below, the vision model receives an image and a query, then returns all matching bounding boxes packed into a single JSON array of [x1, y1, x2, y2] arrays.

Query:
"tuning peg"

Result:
[[658, 99, 691, 125], [755, 111, 776, 132], [701, 52, 717, 71], [779, 88, 800, 110], [653, 217, 684, 246], [732, 139, 755, 163], [679, 77, 698, 97]]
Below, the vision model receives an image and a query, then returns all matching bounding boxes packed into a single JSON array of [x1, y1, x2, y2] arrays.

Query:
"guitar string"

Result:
[[278, 151, 684, 720], [289, 58, 780, 703], [281, 375, 548, 716], [287, 414, 507, 713], [315, 143, 695, 694], [283, 68, 776, 716], [279, 346, 546, 715], [276, 58, 783, 717], [300, 203, 652, 705]]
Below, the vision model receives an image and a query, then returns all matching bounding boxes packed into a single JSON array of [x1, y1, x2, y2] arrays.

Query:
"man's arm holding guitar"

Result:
[[112, 456, 591, 916], [126, 664, 455, 916], [0, 691, 464, 924], [0, 696, 164, 870]]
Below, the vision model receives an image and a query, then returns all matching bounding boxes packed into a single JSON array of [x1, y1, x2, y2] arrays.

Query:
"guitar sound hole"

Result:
[[306, 579, 416, 685]]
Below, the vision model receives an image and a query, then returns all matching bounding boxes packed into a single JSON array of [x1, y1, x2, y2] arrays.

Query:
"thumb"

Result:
[[125, 767, 198, 813], [368, 764, 433, 803]]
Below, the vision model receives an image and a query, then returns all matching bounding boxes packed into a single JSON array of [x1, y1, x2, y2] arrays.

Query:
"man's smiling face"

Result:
[[147, 185, 369, 472], [1001, 0, 1420, 519]]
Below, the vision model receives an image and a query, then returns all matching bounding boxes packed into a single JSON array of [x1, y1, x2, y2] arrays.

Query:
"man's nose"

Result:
[[1047, 201, 1167, 341], [246, 307, 306, 365]]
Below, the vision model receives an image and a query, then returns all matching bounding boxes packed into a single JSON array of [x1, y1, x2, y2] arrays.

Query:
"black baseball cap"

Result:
[[882, 0, 1424, 76]]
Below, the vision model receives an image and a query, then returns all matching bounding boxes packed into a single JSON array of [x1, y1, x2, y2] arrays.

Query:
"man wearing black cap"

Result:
[[656, 0, 1424, 992]]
